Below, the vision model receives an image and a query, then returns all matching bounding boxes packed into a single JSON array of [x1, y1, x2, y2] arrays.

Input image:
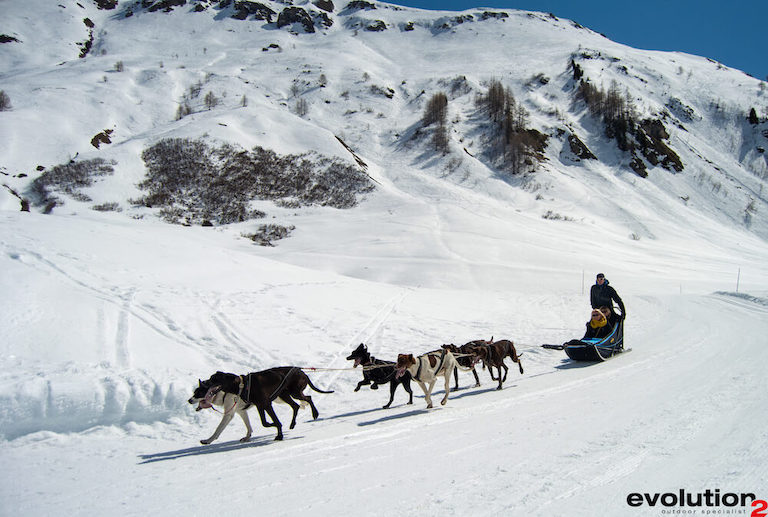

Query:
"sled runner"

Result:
[[541, 318, 626, 362]]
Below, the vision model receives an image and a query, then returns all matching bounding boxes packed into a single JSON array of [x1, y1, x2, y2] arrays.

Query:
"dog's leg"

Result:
[[403, 378, 414, 405], [237, 409, 253, 442], [427, 379, 437, 408], [501, 362, 509, 383], [306, 395, 320, 420], [289, 399, 300, 429], [201, 410, 236, 445], [508, 344, 524, 375], [488, 361, 499, 381], [417, 381, 432, 408], [354, 378, 371, 392], [472, 367, 481, 387], [259, 404, 283, 440], [279, 395, 301, 429], [293, 392, 319, 420], [441, 372, 451, 405], [264, 413, 277, 427], [452, 366, 459, 392], [383, 380, 397, 409], [256, 406, 276, 428]]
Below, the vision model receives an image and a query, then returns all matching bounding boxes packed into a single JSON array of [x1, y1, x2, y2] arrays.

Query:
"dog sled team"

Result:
[[190, 273, 625, 445], [189, 336, 524, 444]]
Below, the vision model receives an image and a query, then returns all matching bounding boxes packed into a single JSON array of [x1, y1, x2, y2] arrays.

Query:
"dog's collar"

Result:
[[236, 375, 247, 399]]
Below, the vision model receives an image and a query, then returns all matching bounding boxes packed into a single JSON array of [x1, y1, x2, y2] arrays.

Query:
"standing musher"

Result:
[[590, 273, 625, 319]]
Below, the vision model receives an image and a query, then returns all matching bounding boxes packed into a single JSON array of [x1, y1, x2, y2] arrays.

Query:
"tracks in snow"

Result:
[[321, 286, 414, 388]]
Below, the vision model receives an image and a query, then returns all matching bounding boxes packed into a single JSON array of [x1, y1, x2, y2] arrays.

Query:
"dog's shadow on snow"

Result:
[[137, 436, 288, 464], [355, 386, 499, 426]]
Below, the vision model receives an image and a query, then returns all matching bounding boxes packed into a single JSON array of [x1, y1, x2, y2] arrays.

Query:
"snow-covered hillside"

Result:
[[1, 1, 768, 515], [2, 0, 768, 242]]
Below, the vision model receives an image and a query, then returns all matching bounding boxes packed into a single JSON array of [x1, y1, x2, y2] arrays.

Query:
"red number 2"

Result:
[[752, 499, 768, 517]]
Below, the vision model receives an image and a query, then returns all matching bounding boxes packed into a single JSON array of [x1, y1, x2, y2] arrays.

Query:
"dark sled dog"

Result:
[[346, 343, 413, 408], [441, 343, 483, 390], [468, 338, 524, 390], [192, 367, 333, 442]]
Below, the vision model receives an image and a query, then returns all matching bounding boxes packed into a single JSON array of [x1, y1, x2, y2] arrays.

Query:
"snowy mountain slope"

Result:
[[1, 0, 767, 241], [2, 1, 768, 515]]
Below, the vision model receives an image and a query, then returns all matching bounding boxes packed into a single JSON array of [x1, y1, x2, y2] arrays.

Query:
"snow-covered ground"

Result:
[[2, 1, 768, 515], [2, 206, 767, 516]]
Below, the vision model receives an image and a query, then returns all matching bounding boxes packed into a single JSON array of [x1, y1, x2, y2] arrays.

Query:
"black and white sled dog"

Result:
[[189, 367, 333, 443], [189, 378, 255, 445]]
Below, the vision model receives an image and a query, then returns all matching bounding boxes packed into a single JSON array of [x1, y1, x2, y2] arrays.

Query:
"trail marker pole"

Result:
[[736, 267, 741, 293]]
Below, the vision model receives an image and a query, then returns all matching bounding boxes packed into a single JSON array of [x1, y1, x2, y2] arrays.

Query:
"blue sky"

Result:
[[385, 0, 767, 81]]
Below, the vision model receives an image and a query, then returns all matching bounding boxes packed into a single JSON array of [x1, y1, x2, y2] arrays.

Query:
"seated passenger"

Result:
[[583, 308, 613, 339], [600, 306, 620, 328]]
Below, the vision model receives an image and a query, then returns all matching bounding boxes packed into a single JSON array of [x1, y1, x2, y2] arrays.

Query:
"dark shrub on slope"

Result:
[[135, 138, 374, 225], [28, 158, 116, 209]]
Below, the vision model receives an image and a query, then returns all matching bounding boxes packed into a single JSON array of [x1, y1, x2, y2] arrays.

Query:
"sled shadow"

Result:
[[554, 360, 596, 369]]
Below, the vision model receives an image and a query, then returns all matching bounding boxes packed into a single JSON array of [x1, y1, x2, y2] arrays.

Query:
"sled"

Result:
[[541, 318, 626, 362]]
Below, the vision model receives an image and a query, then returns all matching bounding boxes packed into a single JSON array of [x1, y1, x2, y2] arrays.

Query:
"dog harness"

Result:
[[414, 357, 423, 381], [414, 349, 447, 382], [368, 356, 396, 382], [267, 367, 299, 401], [236, 375, 249, 401], [485, 343, 495, 361], [203, 385, 240, 415]]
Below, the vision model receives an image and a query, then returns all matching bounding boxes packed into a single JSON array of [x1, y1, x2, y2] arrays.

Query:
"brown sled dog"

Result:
[[468, 338, 524, 390]]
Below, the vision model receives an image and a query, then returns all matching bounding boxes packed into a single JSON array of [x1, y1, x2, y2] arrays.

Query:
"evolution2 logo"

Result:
[[626, 489, 767, 515]]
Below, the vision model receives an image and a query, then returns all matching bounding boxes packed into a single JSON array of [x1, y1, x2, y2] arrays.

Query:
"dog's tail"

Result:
[[512, 350, 524, 375], [303, 372, 334, 394]]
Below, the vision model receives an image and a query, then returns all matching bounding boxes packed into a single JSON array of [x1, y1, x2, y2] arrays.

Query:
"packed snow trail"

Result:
[[2, 291, 766, 516]]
